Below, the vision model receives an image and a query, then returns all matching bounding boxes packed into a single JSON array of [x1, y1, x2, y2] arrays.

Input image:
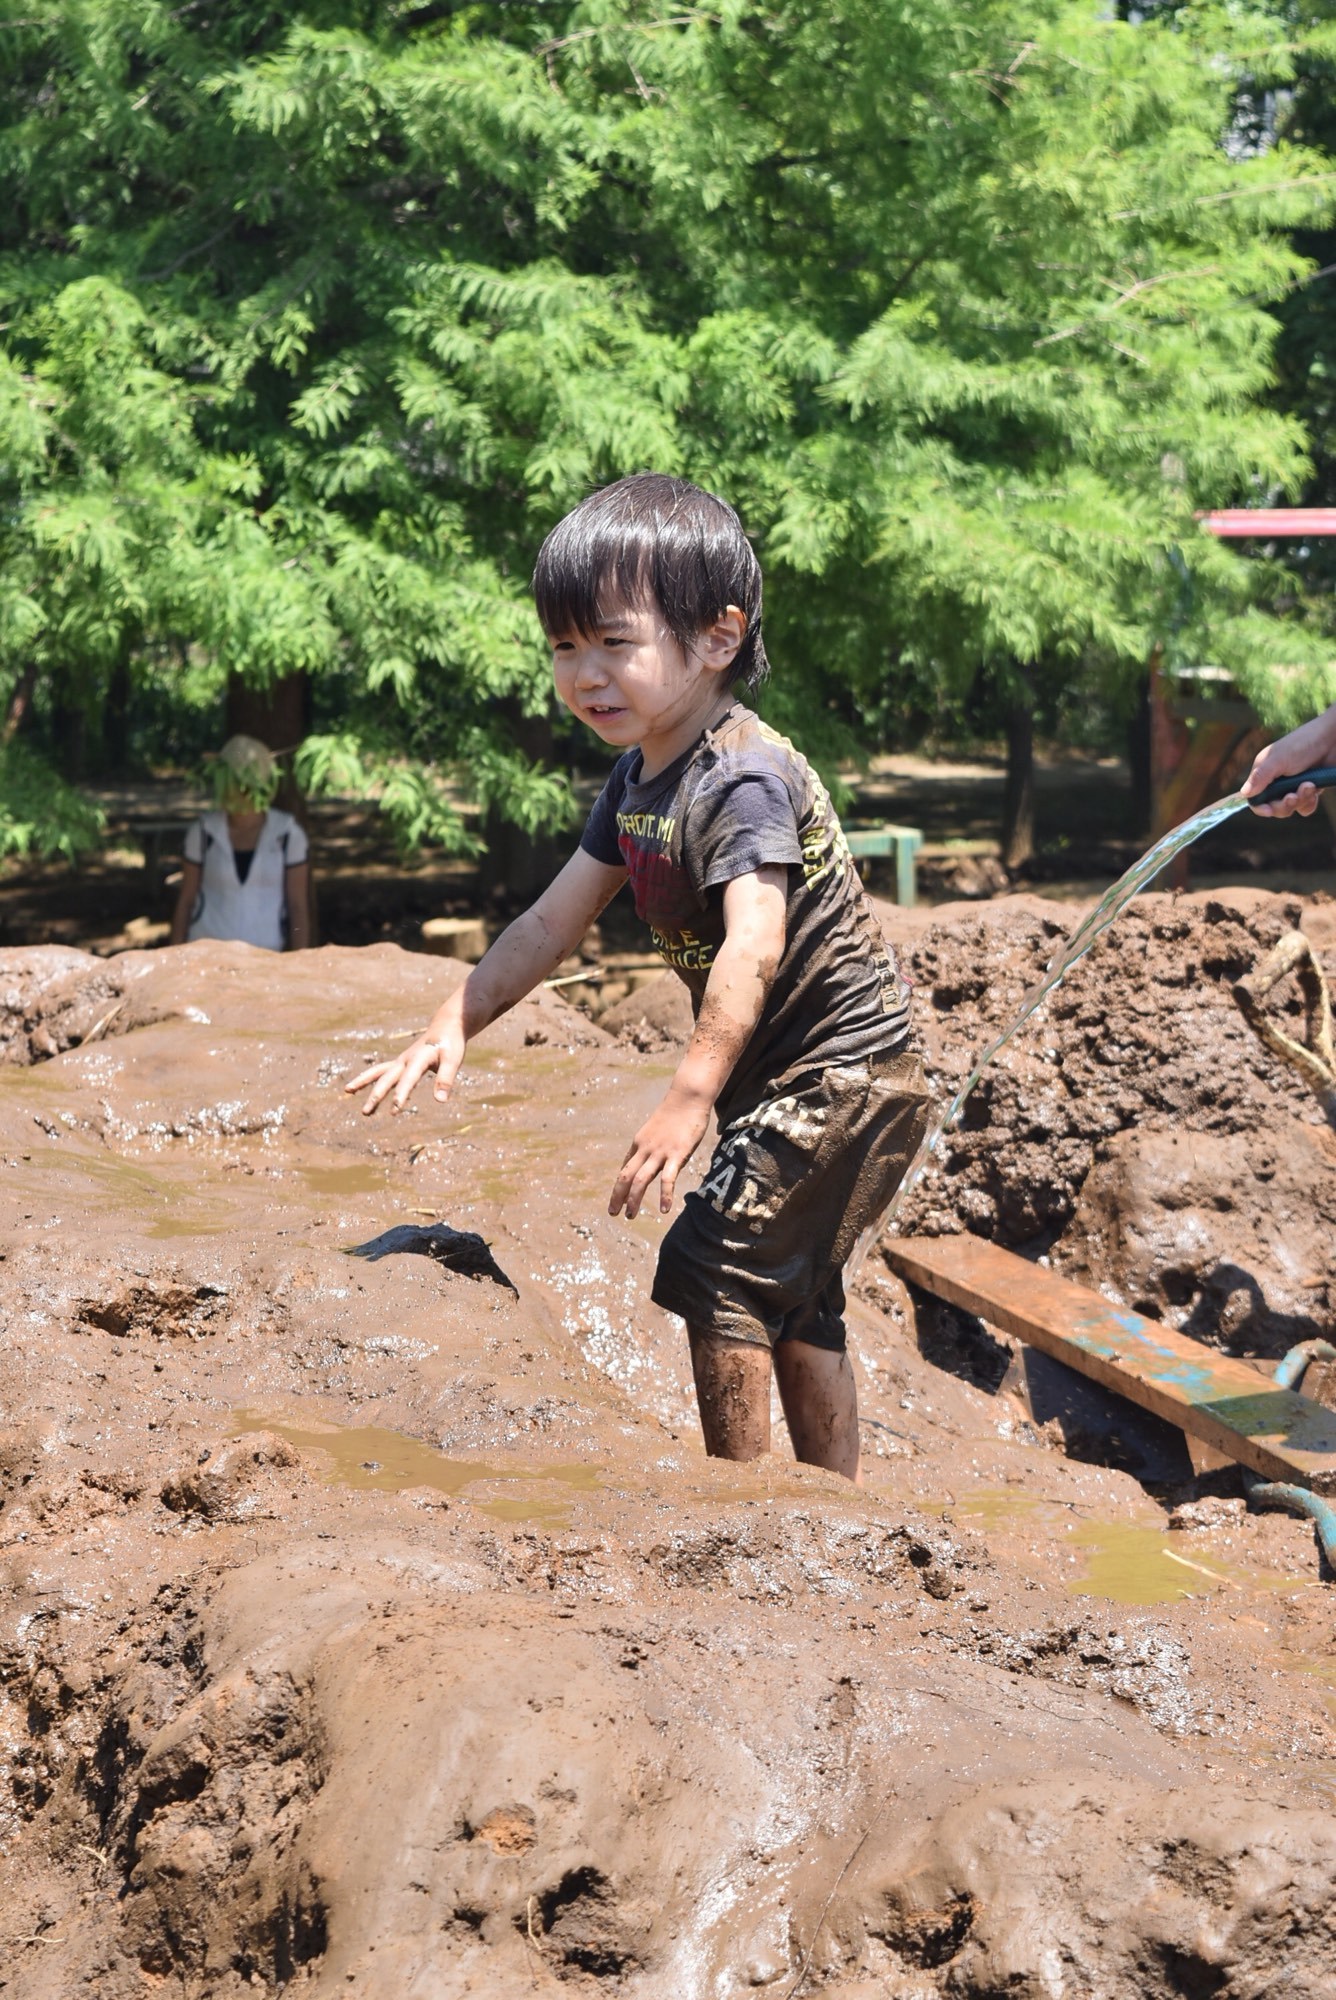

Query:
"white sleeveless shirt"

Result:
[[184, 809, 308, 953]]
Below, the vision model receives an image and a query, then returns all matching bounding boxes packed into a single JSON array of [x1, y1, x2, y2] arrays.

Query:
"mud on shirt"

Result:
[[580, 703, 912, 1119]]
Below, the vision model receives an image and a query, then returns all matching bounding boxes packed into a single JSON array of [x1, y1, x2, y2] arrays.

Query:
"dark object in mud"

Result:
[[350, 1223, 517, 1294]]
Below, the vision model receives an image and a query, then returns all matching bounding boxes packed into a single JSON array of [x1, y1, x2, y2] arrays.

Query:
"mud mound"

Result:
[[0, 944, 116, 1062], [897, 889, 1313, 1246], [1058, 1123, 1336, 1360], [833, 1778, 1336, 1997], [0, 931, 1332, 1996], [596, 970, 693, 1050]]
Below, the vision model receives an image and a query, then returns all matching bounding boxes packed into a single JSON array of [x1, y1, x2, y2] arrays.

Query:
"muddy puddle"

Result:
[[942, 1486, 1315, 1602], [16, 1139, 248, 1237], [231, 1409, 602, 1526], [1, 912, 1335, 1998], [296, 1160, 394, 1197], [1070, 1519, 1314, 1603]]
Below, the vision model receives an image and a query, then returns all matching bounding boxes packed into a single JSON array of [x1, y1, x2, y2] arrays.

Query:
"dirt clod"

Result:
[[160, 1434, 304, 1522]]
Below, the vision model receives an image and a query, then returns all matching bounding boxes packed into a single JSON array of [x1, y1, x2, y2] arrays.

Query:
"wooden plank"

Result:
[[886, 1234, 1336, 1494]]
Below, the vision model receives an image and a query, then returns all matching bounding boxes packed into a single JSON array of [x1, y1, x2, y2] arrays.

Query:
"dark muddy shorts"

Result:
[[650, 1045, 928, 1353]]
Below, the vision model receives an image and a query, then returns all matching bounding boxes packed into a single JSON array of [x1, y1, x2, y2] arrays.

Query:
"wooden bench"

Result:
[[844, 823, 922, 907], [885, 1233, 1336, 1494], [136, 819, 192, 903]]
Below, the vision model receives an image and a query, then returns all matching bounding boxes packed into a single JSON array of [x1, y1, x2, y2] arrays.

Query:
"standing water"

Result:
[[848, 786, 1253, 1280]]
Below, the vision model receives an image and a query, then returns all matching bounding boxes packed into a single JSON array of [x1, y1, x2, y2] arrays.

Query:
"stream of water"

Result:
[[848, 786, 1252, 1279]]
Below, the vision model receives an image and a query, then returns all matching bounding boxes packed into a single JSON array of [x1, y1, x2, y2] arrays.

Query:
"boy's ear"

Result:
[[695, 604, 747, 677]]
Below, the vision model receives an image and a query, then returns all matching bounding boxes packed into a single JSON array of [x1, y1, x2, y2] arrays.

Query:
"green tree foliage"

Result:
[[0, 742, 102, 859], [0, 1, 1331, 856], [1263, 2, 1336, 629]]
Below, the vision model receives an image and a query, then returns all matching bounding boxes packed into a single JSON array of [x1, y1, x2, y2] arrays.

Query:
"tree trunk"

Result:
[[226, 671, 310, 817], [1127, 669, 1152, 837], [103, 651, 132, 773], [53, 690, 87, 782], [1001, 686, 1035, 873], [1, 663, 38, 746], [475, 704, 564, 906]]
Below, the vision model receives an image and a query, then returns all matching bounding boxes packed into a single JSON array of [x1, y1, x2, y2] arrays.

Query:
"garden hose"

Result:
[[1241, 1474, 1336, 1572], [1272, 1338, 1336, 1392], [1251, 765, 1336, 806], [1237, 1339, 1336, 1573]]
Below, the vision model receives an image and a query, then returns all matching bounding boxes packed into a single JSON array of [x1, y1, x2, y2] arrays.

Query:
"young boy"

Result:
[[348, 474, 926, 1484]]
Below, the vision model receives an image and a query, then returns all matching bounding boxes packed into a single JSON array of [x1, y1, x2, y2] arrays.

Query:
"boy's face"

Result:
[[548, 595, 742, 772]]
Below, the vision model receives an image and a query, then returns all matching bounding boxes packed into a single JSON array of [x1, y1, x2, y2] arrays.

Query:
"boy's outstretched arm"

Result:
[[347, 850, 627, 1114], [611, 865, 787, 1220]]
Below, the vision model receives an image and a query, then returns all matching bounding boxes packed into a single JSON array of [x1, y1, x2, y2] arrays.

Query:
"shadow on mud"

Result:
[[906, 1277, 1195, 1486]]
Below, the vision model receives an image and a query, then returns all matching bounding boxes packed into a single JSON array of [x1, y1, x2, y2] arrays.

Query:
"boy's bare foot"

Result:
[[688, 1332, 772, 1460], [774, 1340, 863, 1485]]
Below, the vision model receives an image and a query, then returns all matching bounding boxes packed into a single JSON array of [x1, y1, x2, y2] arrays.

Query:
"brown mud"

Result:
[[0, 899, 1334, 1997]]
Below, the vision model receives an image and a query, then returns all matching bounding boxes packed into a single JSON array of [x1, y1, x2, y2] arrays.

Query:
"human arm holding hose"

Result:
[[1242, 703, 1336, 818], [346, 849, 627, 1112]]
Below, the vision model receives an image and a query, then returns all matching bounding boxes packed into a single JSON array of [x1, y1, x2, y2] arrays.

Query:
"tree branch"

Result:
[[140, 216, 240, 283], [1033, 266, 1222, 348]]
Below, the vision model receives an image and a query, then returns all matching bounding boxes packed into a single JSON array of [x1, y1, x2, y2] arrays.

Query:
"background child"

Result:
[[171, 734, 311, 952], [348, 474, 926, 1483]]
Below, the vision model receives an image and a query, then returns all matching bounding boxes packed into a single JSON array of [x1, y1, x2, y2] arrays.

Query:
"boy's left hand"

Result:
[[610, 1084, 713, 1219]]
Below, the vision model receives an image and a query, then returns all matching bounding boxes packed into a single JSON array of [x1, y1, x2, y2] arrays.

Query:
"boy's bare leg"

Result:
[[688, 1331, 772, 1460], [773, 1340, 863, 1485]]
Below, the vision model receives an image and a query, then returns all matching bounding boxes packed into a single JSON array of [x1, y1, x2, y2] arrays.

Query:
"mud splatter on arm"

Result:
[[672, 866, 788, 1101], [611, 867, 788, 1218]]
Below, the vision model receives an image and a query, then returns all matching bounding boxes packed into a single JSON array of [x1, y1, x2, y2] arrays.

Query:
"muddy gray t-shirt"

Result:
[[580, 704, 912, 1118]]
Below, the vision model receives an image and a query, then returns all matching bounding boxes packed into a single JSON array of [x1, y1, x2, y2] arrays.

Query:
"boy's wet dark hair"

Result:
[[532, 472, 769, 691]]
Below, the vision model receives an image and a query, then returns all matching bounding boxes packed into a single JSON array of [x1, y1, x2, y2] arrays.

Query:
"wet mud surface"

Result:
[[0, 905, 1333, 1997]]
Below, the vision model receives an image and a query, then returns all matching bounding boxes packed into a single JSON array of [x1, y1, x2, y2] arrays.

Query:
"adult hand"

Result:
[[345, 1019, 466, 1115], [610, 1084, 713, 1219], [1241, 705, 1336, 818]]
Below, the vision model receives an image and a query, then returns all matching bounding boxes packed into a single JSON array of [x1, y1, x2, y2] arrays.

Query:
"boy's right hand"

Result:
[[345, 1019, 466, 1115]]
